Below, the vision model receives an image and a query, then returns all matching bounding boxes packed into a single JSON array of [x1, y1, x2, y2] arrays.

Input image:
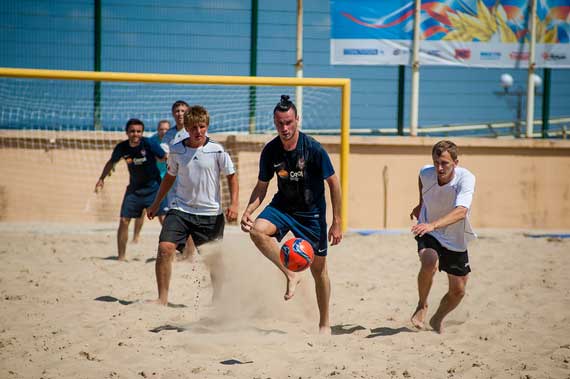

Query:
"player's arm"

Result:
[[94, 159, 116, 193], [225, 173, 239, 222], [411, 206, 468, 237], [147, 173, 176, 219], [325, 174, 342, 246], [240, 180, 269, 232], [409, 176, 423, 220], [149, 138, 167, 162]]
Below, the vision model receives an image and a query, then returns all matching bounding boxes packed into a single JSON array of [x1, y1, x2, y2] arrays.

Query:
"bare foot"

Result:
[[284, 273, 301, 301], [411, 304, 428, 329], [319, 326, 331, 335], [429, 315, 443, 334], [132, 237, 140, 244], [117, 256, 128, 262]]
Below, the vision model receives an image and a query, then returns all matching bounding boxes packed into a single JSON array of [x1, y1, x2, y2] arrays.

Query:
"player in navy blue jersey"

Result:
[[95, 118, 166, 261], [240, 95, 342, 334]]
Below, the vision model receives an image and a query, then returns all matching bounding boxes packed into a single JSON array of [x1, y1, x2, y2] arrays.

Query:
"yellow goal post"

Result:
[[0, 67, 351, 231]]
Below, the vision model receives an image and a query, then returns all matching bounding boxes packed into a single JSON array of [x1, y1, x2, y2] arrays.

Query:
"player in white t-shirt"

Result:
[[147, 105, 238, 306], [409, 140, 476, 333]]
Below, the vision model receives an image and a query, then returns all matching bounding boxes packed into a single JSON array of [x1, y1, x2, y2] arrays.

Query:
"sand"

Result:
[[0, 222, 569, 379]]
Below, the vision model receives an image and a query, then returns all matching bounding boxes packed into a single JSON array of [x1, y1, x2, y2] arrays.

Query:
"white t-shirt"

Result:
[[160, 126, 188, 154], [167, 138, 235, 216], [159, 126, 188, 210], [418, 165, 476, 252]]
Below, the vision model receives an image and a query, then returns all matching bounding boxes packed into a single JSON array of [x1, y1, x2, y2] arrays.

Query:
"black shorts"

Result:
[[159, 209, 224, 248], [415, 233, 471, 277]]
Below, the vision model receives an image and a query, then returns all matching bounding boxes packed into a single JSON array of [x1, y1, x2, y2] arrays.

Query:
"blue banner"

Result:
[[331, 0, 570, 67]]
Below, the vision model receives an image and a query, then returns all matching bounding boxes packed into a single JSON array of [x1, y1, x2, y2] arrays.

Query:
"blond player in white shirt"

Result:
[[147, 105, 238, 306], [410, 140, 476, 333]]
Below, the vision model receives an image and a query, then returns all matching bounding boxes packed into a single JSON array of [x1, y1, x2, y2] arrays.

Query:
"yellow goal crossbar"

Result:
[[0, 67, 351, 231]]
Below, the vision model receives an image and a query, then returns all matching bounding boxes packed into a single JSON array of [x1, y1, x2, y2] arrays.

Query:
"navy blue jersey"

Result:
[[259, 132, 334, 213], [110, 137, 165, 194]]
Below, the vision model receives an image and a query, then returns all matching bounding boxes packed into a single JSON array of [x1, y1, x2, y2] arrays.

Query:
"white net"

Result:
[[0, 76, 342, 223]]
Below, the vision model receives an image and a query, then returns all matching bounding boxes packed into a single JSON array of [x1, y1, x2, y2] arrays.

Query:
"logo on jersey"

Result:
[[140, 149, 146, 157], [277, 169, 289, 178], [289, 170, 304, 181], [132, 157, 147, 165]]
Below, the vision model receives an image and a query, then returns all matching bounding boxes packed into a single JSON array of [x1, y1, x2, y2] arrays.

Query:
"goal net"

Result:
[[0, 69, 348, 225]]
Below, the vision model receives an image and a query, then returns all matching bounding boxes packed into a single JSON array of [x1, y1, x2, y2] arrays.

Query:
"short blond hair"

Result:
[[184, 105, 209, 127]]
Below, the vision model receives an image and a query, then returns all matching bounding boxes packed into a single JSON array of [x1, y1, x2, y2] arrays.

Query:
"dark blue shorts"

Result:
[[258, 205, 328, 256], [120, 189, 166, 219]]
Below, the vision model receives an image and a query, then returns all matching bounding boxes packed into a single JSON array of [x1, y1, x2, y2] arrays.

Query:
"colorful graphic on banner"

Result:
[[331, 0, 570, 67]]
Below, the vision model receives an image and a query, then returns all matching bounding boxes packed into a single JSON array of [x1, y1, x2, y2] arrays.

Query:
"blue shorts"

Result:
[[258, 205, 328, 256], [120, 189, 166, 219]]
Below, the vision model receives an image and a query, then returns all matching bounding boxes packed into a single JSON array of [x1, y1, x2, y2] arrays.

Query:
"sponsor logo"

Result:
[[289, 171, 304, 181], [393, 48, 409, 56], [132, 157, 147, 165], [277, 169, 289, 178], [422, 49, 443, 57], [343, 49, 382, 56], [125, 158, 133, 164], [140, 149, 146, 156], [480, 51, 501, 60], [509, 52, 529, 61], [454, 48, 471, 59], [543, 52, 567, 61]]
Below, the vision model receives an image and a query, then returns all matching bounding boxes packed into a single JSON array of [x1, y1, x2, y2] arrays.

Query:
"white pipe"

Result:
[[410, 0, 421, 136], [526, 0, 537, 138], [295, 0, 304, 126]]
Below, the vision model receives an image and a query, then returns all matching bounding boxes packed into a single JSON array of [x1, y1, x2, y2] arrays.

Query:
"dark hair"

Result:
[[125, 118, 145, 132], [171, 100, 190, 111], [432, 140, 458, 160], [273, 95, 297, 116]]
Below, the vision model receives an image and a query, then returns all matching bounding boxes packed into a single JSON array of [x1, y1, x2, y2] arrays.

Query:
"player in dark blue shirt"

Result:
[[95, 118, 166, 261], [240, 95, 342, 334]]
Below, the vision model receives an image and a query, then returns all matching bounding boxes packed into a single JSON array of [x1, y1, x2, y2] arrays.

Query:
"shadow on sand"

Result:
[[331, 324, 367, 335], [94, 295, 186, 308], [366, 326, 415, 338]]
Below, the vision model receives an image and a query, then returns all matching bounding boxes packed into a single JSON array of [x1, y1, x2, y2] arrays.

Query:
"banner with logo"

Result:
[[330, 0, 570, 67]]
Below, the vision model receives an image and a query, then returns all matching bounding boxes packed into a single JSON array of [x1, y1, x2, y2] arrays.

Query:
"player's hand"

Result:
[[411, 222, 434, 237], [328, 219, 342, 246], [225, 204, 238, 222], [410, 204, 421, 220], [147, 202, 159, 220], [240, 212, 254, 233], [94, 179, 104, 193]]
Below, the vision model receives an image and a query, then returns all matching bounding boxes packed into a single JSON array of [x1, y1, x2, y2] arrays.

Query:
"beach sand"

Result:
[[0, 223, 569, 378]]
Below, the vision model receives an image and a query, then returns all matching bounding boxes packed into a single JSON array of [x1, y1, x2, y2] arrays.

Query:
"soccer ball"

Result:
[[280, 238, 314, 272]]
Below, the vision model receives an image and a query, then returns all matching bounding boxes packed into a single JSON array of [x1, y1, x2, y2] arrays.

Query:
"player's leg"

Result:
[[117, 217, 131, 261], [177, 236, 197, 262], [118, 191, 144, 260], [132, 210, 145, 243], [411, 237, 439, 329], [310, 255, 331, 334], [153, 210, 190, 305], [429, 273, 468, 333], [429, 249, 471, 333], [190, 214, 225, 302], [249, 207, 298, 300]]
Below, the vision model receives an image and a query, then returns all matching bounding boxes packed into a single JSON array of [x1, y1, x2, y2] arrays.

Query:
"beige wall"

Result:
[[1, 131, 569, 229]]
